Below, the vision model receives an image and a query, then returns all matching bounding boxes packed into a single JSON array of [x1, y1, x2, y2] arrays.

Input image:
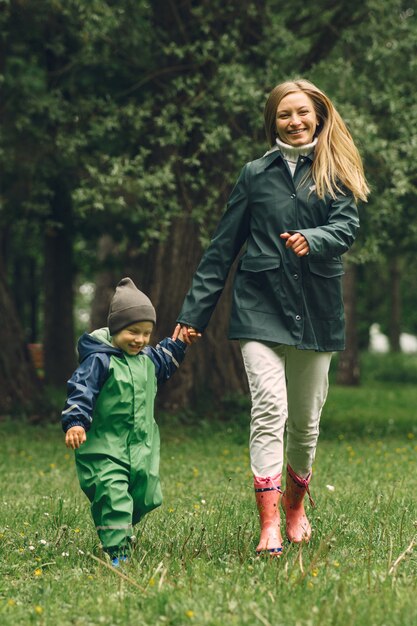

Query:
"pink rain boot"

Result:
[[281, 464, 315, 543], [254, 473, 283, 556]]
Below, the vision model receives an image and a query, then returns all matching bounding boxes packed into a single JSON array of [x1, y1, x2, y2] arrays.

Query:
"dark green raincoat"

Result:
[[178, 149, 360, 351]]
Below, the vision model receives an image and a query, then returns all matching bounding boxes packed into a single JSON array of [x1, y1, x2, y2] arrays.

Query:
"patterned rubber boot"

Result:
[[254, 473, 283, 556], [282, 464, 315, 543]]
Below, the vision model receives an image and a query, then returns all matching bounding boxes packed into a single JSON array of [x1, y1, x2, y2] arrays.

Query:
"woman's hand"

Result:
[[65, 426, 87, 450], [280, 232, 310, 257], [172, 324, 202, 345]]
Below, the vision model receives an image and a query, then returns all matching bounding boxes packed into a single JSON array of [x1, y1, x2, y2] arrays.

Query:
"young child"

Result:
[[61, 277, 189, 566]]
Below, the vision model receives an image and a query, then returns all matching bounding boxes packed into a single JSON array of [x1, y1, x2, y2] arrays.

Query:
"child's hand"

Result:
[[181, 326, 201, 344], [65, 426, 86, 449], [172, 324, 202, 345]]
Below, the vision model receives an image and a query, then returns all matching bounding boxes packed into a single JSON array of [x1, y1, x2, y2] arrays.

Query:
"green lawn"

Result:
[[1, 383, 417, 625]]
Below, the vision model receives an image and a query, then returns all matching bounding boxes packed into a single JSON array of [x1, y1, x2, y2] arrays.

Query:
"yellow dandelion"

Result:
[[49, 463, 56, 469], [185, 610, 194, 619], [333, 561, 340, 568], [307, 581, 314, 589], [168, 507, 175, 513], [149, 577, 155, 587], [34, 606, 43, 615], [34, 568, 43, 577], [407, 433, 415, 440], [193, 504, 200, 510], [73, 528, 80, 533], [7, 599, 16, 607], [192, 468, 199, 477], [311, 568, 319, 577], [222, 449, 230, 456]]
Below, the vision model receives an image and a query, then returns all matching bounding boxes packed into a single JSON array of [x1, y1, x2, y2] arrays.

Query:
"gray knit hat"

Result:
[[108, 277, 156, 335]]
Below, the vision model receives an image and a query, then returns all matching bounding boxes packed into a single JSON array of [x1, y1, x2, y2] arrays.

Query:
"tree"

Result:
[[336, 261, 361, 385], [2, 0, 417, 413], [0, 260, 42, 414], [1, 0, 169, 388]]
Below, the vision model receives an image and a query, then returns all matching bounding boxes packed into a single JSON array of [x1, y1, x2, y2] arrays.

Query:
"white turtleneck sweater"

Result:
[[274, 137, 317, 177]]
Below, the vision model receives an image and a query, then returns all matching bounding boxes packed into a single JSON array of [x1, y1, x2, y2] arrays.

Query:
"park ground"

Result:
[[1, 355, 417, 626]]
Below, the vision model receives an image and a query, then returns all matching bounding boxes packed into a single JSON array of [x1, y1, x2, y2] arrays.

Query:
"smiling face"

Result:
[[276, 91, 319, 147], [111, 321, 153, 355]]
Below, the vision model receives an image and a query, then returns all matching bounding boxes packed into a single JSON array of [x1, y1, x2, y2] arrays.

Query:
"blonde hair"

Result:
[[264, 79, 369, 202]]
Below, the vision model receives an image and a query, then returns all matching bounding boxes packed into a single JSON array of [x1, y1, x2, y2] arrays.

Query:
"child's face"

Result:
[[112, 321, 153, 355]]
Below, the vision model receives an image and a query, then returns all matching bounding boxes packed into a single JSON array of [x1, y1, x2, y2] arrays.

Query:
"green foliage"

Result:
[[360, 352, 417, 385], [1, 0, 417, 358], [308, 0, 417, 259]]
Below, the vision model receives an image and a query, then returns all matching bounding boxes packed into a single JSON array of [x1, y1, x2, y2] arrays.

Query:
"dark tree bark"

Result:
[[89, 235, 120, 331], [336, 260, 360, 386], [129, 216, 248, 410], [0, 260, 42, 414], [389, 255, 401, 352], [43, 176, 76, 386], [28, 260, 40, 343], [11, 256, 40, 342]]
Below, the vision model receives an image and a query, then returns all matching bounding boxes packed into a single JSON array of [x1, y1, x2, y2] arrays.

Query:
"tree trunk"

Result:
[[43, 176, 76, 386], [389, 255, 401, 352], [336, 260, 360, 385], [28, 260, 40, 343], [129, 216, 248, 410], [0, 260, 42, 414], [89, 235, 120, 331]]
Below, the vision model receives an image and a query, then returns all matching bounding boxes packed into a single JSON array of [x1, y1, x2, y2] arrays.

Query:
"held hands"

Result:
[[172, 323, 202, 346], [280, 232, 310, 257], [65, 426, 86, 450]]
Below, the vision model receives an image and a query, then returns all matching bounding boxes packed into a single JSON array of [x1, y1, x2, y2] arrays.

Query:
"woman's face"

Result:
[[276, 91, 318, 146]]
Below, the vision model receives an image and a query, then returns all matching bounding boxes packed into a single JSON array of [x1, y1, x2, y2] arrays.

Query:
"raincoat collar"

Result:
[[259, 142, 315, 172], [77, 328, 122, 363]]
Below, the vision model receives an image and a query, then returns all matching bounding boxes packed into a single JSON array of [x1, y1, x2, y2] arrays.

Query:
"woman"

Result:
[[173, 79, 369, 555]]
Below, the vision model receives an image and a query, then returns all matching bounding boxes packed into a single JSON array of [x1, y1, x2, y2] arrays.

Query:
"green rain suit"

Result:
[[61, 328, 186, 554]]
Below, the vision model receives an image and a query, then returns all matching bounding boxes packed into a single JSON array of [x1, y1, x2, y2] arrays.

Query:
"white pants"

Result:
[[240, 341, 332, 479]]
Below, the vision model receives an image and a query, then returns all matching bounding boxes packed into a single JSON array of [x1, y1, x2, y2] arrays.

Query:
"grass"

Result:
[[1, 380, 417, 625]]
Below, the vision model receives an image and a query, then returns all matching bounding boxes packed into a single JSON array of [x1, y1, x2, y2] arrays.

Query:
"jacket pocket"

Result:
[[308, 260, 344, 278], [305, 260, 344, 320], [240, 255, 281, 272], [235, 255, 282, 313]]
